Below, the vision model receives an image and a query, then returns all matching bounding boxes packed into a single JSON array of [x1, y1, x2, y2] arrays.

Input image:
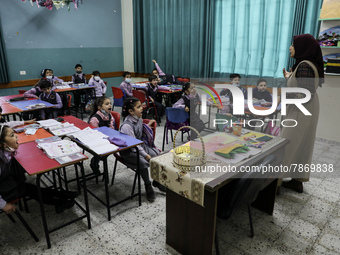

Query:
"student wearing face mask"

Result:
[[0, 125, 79, 215], [40, 69, 63, 90], [119, 71, 133, 98], [220, 73, 247, 99], [88, 97, 116, 175], [72, 64, 86, 84], [88, 70, 107, 98], [252, 78, 272, 102]]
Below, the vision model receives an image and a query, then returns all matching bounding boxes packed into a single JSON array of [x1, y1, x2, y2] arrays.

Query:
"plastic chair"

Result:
[[111, 111, 121, 130], [111, 87, 125, 109], [132, 90, 157, 120], [162, 107, 189, 151], [215, 155, 276, 255], [0, 198, 39, 242], [111, 119, 157, 186], [18, 89, 27, 94]]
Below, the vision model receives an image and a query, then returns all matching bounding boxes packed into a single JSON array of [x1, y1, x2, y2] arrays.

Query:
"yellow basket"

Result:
[[172, 126, 206, 172]]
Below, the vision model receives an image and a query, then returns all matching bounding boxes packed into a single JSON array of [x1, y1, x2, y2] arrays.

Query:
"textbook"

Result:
[[37, 120, 81, 136], [67, 127, 119, 155], [36, 136, 85, 164]]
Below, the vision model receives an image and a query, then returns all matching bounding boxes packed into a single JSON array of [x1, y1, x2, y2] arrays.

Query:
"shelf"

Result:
[[319, 18, 340, 21], [325, 72, 340, 76], [321, 46, 340, 48]]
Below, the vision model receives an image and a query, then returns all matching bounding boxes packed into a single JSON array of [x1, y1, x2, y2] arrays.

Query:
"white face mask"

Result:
[[4, 145, 16, 153], [46, 76, 53, 79], [94, 76, 100, 81], [125, 78, 131, 83]]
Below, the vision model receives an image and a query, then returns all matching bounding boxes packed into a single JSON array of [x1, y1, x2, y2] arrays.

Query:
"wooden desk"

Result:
[[151, 134, 289, 255], [70, 126, 144, 221], [15, 141, 90, 248]]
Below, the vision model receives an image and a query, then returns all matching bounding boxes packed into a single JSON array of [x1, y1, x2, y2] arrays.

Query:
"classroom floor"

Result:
[[1, 108, 340, 255]]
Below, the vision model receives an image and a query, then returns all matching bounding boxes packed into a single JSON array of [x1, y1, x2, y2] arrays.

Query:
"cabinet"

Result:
[[318, 0, 340, 76]]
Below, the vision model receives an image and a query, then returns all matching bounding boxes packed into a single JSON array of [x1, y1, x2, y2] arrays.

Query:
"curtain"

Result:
[[288, 0, 323, 70], [133, 0, 215, 78], [214, 0, 296, 78], [0, 17, 9, 83]]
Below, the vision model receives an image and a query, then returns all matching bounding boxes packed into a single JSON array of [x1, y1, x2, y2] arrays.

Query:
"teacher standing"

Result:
[[281, 34, 324, 193]]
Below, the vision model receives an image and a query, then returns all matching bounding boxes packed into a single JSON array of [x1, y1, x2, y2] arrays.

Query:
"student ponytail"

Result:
[[89, 96, 110, 119], [122, 97, 140, 118], [182, 82, 190, 94]]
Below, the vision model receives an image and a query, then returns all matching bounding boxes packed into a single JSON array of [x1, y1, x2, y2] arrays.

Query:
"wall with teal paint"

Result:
[[0, 0, 123, 82]]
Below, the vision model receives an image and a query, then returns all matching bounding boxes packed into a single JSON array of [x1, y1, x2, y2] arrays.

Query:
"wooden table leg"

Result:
[[166, 189, 218, 255]]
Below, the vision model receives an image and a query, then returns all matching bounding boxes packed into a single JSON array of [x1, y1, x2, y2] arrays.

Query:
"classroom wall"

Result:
[[0, 0, 124, 97]]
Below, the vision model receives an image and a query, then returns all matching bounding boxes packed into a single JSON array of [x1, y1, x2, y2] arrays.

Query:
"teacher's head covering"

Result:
[[292, 34, 324, 84]]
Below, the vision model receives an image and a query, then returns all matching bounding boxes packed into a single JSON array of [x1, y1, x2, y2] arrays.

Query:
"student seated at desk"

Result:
[[152, 59, 183, 85], [119, 71, 133, 98], [146, 75, 172, 124], [220, 73, 247, 99], [0, 125, 78, 214], [71, 64, 86, 84], [120, 97, 165, 202], [41, 69, 63, 90], [88, 70, 107, 98], [0, 106, 35, 127], [173, 83, 213, 140], [252, 78, 272, 102], [23, 79, 44, 99], [39, 80, 63, 120], [88, 97, 116, 175]]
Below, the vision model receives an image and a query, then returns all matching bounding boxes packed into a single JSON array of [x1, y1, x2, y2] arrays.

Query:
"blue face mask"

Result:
[[125, 78, 131, 83]]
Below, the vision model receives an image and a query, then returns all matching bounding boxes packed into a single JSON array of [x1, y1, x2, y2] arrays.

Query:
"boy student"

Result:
[[252, 78, 272, 102], [220, 73, 248, 99], [39, 80, 63, 119], [72, 64, 86, 84], [146, 74, 172, 124], [119, 71, 133, 98]]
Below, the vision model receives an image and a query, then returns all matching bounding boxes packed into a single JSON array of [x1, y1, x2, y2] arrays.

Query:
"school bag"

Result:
[[264, 121, 280, 136]]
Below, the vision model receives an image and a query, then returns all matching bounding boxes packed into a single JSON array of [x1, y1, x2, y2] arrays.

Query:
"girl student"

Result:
[[88, 97, 116, 175], [173, 82, 213, 140], [0, 125, 78, 215], [120, 97, 165, 202]]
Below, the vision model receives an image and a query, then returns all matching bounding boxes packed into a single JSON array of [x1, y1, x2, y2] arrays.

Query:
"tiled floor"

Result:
[[1, 107, 340, 255]]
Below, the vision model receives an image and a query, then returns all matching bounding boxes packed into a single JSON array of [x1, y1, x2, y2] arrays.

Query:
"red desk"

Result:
[[71, 126, 144, 221], [17, 128, 53, 144], [15, 141, 91, 248], [61, 115, 95, 129]]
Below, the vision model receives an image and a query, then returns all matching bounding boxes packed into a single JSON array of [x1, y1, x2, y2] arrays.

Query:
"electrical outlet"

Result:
[[20, 71, 26, 75]]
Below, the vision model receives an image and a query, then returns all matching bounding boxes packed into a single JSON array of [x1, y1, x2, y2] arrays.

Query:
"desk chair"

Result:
[[18, 89, 27, 94], [111, 119, 156, 188], [162, 107, 189, 151], [111, 87, 125, 109], [215, 155, 276, 255], [111, 111, 121, 130], [132, 90, 157, 121], [1, 198, 39, 242]]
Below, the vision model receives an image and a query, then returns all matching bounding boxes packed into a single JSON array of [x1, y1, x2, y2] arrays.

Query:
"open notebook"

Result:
[[67, 127, 119, 155]]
